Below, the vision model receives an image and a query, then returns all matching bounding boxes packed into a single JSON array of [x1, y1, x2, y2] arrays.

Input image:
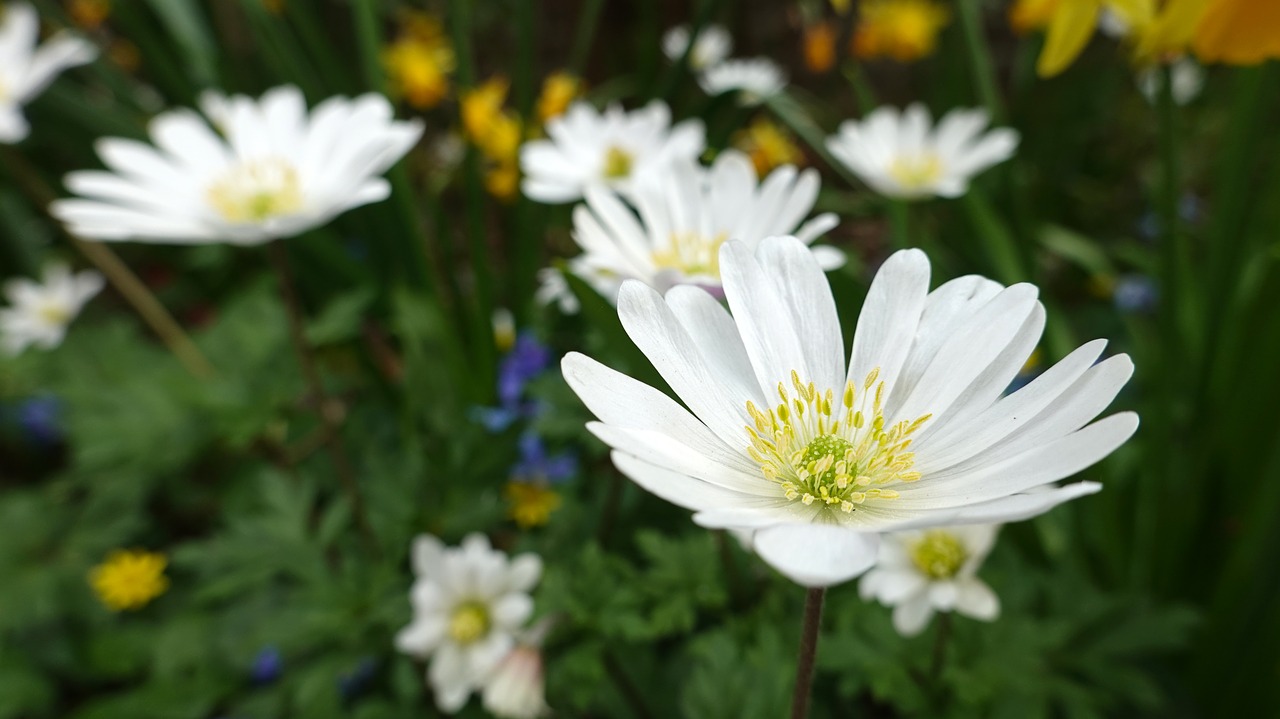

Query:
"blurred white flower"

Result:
[[0, 2, 96, 143], [1138, 59, 1204, 106], [395, 533, 542, 713], [0, 263, 103, 355], [826, 104, 1018, 200], [563, 238, 1137, 587], [860, 524, 1001, 636], [534, 267, 580, 315], [51, 85, 422, 245], [564, 149, 840, 302], [662, 24, 732, 70], [482, 620, 552, 719], [520, 100, 705, 204], [698, 58, 787, 106]]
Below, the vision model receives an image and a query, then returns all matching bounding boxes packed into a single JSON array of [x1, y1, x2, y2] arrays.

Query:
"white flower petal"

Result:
[[955, 579, 1000, 620], [752, 524, 880, 587], [892, 594, 935, 637], [847, 249, 931, 396]]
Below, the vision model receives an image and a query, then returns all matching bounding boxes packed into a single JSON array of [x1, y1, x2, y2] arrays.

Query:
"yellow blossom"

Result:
[[536, 71, 582, 124], [733, 117, 805, 176], [90, 549, 169, 612], [382, 14, 455, 109], [1035, 0, 1208, 76], [69, 0, 110, 29], [852, 0, 950, 62], [504, 482, 562, 528], [485, 162, 521, 202], [803, 21, 838, 73], [1009, 0, 1059, 34], [1192, 0, 1280, 64], [462, 77, 510, 145]]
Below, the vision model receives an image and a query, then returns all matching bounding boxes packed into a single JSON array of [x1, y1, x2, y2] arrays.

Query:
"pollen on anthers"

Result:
[[744, 368, 930, 513], [207, 158, 304, 223]]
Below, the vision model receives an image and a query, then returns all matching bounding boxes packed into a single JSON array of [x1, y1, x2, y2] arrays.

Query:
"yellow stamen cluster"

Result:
[[602, 146, 633, 179], [651, 231, 728, 279], [207, 159, 303, 223], [36, 301, 71, 327], [448, 602, 491, 644], [89, 549, 169, 612], [888, 153, 945, 190], [910, 530, 968, 579], [745, 369, 929, 513]]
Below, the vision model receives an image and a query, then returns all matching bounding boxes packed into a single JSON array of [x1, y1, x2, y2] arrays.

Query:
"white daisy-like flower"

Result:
[[534, 267, 580, 315], [481, 620, 552, 719], [50, 85, 423, 245], [826, 104, 1018, 200], [0, 2, 96, 144], [519, 100, 705, 204], [395, 533, 542, 713], [661, 24, 732, 70], [563, 237, 1137, 587], [564, 149, 841, 302], [697, 58, 787, 106], [0, 262, 103, 355], [859, 524, 1001, 636]]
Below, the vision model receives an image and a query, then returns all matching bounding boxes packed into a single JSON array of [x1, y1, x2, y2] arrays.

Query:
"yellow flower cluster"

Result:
[[89, 549, 170, 612], [383, 13, 456, 110], [1029, 0, 1280, 77], [504, 482, 562, 528], [852, 0, 951, 63], [733, 117, 805, 176]]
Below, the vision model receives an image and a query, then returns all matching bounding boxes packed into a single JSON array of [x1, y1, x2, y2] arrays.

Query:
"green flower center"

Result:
[[888, 152, 944, 189], [602, 146, 633, 179], [911, 531, 968, 580], [447, 602, 491, 645], [207, 158, 303, 223]]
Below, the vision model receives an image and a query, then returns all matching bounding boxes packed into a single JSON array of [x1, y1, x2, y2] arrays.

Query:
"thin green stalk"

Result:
[[956, 0, 1004, 123], [887, 199, 910, 250], [766, 92, 863, 191], [840, 62, 878, 113], [568, 0, 606, 77], [789, 587, 827, 719], [351, 0, 388, 94]]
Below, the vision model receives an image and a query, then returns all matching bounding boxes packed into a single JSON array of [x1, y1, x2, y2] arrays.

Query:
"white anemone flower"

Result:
[[0, 263, 103, 355], [697, 58, 787, 106], [662, 24, 732, 70], [481, 620, 552, 719], [562, 237, 1137, 587], [0, 2, 96, 143], [50, 85, 423, 245], [564, 149, 840, 302], [860, 524, 1001, 636], [395, 533, 542, 713], [519, 100, 705, 204], [826, 104, 1018, 200]]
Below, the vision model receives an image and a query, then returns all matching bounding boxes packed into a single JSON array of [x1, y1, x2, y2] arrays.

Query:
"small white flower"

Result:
[[564, 149, 840, 302], [563, 238, 1137, 587], [51, 85, 423, 245], [662, 24, 732, 70], [0, 2, 96, 144], [860, 524, 1001, 636], [534, 267, 580, 314], [698, 58, 787, 106], [520, 100, 705, 204], [826, 104, 1018, 200], [1138, 59, 1204, 106], [482, 621, 552, 719], [0, 263, 103, 355], [395, 533, 542, 713]]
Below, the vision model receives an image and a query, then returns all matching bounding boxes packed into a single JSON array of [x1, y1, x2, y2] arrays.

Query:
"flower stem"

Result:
[[266, 241, 375, 546], [789, 587, 827, 719], [956, 0, 1004, 123], [887, 199, 910, 250], [930, 612, 952, 679]]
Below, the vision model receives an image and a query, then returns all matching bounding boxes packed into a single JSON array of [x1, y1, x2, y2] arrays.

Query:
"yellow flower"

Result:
[[69, 0, 110, 29], [733, 117, 804, 176], [90, 549, 169, 612], [1035, 0, 1209, 76], [852, 0, 950, 62], [504, 482, 562, 528], [1193, 0, 1280, 64], [382, 14, 455, 109], [536, 72, 582, 124], [1009, 0, 1059, 34], [485, 162, 520, 202], [461, 77, 510, 145], [803, 21, 838, 73]]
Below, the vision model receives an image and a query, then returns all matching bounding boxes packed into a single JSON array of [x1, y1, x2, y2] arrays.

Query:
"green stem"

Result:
[[956, 0, 1004, 123], [840, 61, 878, 113], [766, 92, 864, 191], [789, 587, 827, 719], [887, 199, 910, 250], [568, 0, 605, 76]]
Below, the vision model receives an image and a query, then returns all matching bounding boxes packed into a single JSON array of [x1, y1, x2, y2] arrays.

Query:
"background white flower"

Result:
[[698, 58, 787, 106], [0, 2, 96, 143], [661, 24, 732, 70], [860, 524, 1001, 636], [519, 100, 705, 204], [0, 263, 103, 355], [395, 533, 542, 713], [565, 149, 840, 302], [563, 237, 1137, 587], [1138, 59, 1204, 106], [481, 619, 552, 719], [826, 104, 1018, 200], [50, 85, 423, 245]]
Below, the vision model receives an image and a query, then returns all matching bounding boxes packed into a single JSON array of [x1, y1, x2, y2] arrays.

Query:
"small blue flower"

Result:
[[512, 431, 577, 484], [17, 395, 62, 446], [497, 333, 552, 407], [250, 646, 283, 685], [1114, 274, 1159, 313]]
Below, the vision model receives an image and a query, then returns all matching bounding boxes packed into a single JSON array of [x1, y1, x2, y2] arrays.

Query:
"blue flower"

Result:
[[512, 431, 577, 484], [1114, 274, 1158, 313], [250, 646, 283, 685], [498, 333, 552, 406], [17, 395, 62, 446]]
